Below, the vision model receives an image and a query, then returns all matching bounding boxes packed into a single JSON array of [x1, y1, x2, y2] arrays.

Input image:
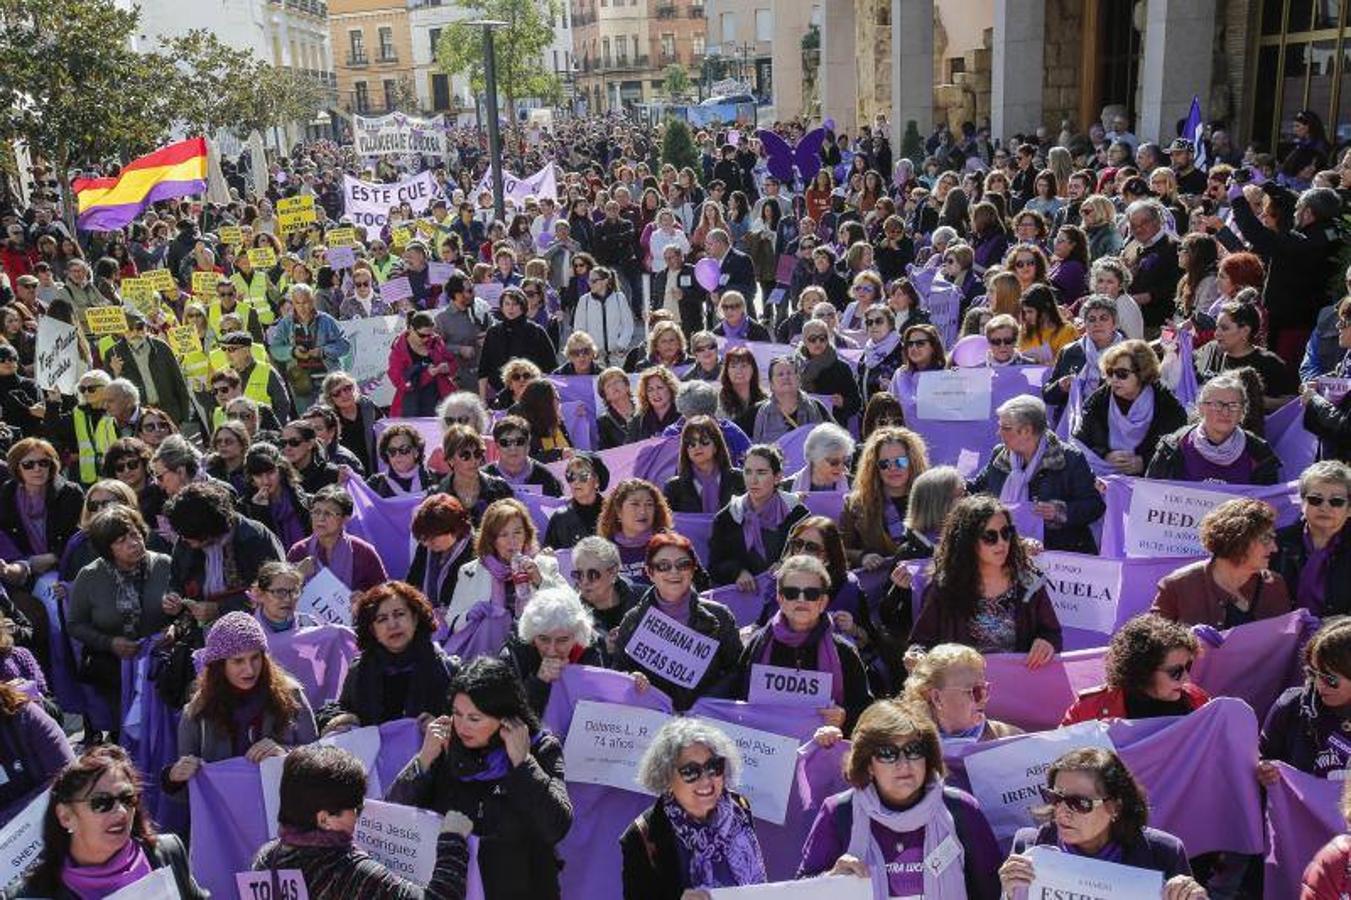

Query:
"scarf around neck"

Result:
[[863, 329, 902, 369], [761, 612, 845, 705], [723, 317, 750, 339], [1190, 423, 1247, 467], [1299, 527, 1342, 615], [848, 780, 967, 900], [798, 343, 839, 390], [1107, 384, 1156, 453], [693, 467, 723, 514], [661, 792, 767, 890], [1076, 333, 1118, 393], [16, 488, 47, 556], [738, 492, 790, 561], [1000, 433, 1049, 503], [307, 532, 355, 590], [60, 839, 154, 900], [424, 533, 470, 602], [386, 466, 425, 495], [790, 465, 848, 493], [612, 529, 654, 550]]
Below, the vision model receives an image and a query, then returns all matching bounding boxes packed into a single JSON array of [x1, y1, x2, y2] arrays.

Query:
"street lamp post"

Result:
[[470, 19, 507, 222]]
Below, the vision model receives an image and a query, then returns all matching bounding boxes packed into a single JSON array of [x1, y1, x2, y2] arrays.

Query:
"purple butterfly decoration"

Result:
[[755, 126, 827, 188]]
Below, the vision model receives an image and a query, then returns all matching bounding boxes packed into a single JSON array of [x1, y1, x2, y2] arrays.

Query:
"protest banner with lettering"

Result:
[[964, 720, 1117, 843], [104, 865, 180, 900], [380, 276, 414, 304], [710, 875, 872, 899], [747, 664, 833, 708], [192, 271, 220, 296], [472, 162, 559, 203], [0, 789, 48, 890], [427, 261, 454, 284], [355, 799, 443, 886], [326, 246, 357, 270], [1025, 845, 1162, 899], [338, 314, 401, 407], [624, 607, 719, 688], [86, 306, 129, 336], [121, 278, 159, 316], [235, 869, 310, 900], [35, 317, 80, 395], [1037, 553, 1125, 634], [563, 699, 671, 794], [167, 326, 202, 358], [276, 196, 317, 235], [705, 716, 801, 825], [326, 226, 357, 247], [297, 566, 353, 627], [352, 113, 448, 158], [247, 247, 277, 269], [1121, 479, 1297, 558], [143, 268, 175, 292], [915, 368, 993, 420], [218, 225, 243, 247], [342, 172, 439, 230]]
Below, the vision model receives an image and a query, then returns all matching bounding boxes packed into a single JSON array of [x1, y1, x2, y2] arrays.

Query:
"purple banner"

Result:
[[671, 512, 716, 565], [1263, 761, 1343, 900], [701, 572, 775, 626], [545, 436, 667, 489], [372, 417, 444, 471], [1266, 399, 1319, 477], [265, 622, 358, 712], [346, 477, 421, 577]]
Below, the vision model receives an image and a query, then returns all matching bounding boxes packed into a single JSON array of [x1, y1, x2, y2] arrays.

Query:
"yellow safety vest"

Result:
[[207, 298, 275, 336], [73, 408, 119, 485], [231, 269, 274, 305], [181, 349, 211, 392], [211, 359, 273, 429], [370, 256, 397, 283]]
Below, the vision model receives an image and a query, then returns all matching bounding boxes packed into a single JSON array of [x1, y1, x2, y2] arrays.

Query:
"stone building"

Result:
[[572, 0, 708, 113]]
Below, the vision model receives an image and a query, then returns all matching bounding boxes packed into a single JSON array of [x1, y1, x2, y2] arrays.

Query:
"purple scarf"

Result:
[[612, 529, 654, 551], [656, 591, 694, 624], [883, 495, 907, 542], [1299, 528, 1342, 615], [1190, 424, 1247, 467], [451, 731, 548, 782], [722, 317, 750, 339], [16, 488, 47, 556], [1058, 838, 1126, 864], [270, 490, 306, 548], [660, 792, 767, 889], [761, 612, 845, 705], [1107, 385, 1155, 453], [60, 839, 153, 900], [693, 467, 723, 514], [999, 434, 1048, 503], [862, 329, 902, 369], [739, 492, 789, 561], [307, 533, 355, 590], [202, 537, 228, 596], [424, 534, 470, 601], [386, 466, 424, 495], [480, 554, 514, 611], [497, 459, 533, 486]]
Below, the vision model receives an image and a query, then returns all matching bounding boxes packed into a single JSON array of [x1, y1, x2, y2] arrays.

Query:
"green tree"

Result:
[[436, 0, 562, 114], [661, 117, 699, 176], [0, 0, 174, 231], [160, 30, 272, 137], [662, 64, 692, 100]]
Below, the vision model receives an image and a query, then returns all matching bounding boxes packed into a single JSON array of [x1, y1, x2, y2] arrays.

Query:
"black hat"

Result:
[[568, 451, 610, 491], [219, 331, 253, 348]]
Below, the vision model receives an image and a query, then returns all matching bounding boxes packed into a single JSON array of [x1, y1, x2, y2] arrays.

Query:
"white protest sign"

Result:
[[260, 753, 285, 839], [563, 699, 671, 794], [105, 865, 181, 900], [1123, 480, 1236, 558], [624, 607, 719, 689], [965, 721, 1117, 843], [354, 799, 443, 886], [475, 282, 504, 308], [35, 317, 81, 395], [235, 869, 310, 900], [747, 664, 833, 708], [338, 314, 402, 407], [326, 246, 357, 270], [0, 788, 48, 889], [1038, 553, 1121, 634], [701, 716, 801, 825], [1025, 844, 1163, 899], [297, 566, 353, 627], [915, 368, 993, 421], [427, 261, 454, 284], [352, 114, 447, 158], [472, 162, 559, 203], [342, 171, 440, 229], [320, 724, 384, 797], [710, 874, 872, 898]]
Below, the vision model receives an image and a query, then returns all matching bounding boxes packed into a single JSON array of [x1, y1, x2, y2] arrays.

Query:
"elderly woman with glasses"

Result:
[[798, 699, 1001, 899], [972, 395, 1104, 553], [785, 422, 855, 492], [999, 748, 1203, 899], [0, 437, 84, 580], [364, 423, 431, 497], [285, 485, 387, 594], [1072, 339, 1188, 475], [622, 718, 767, 899], [568, 536, 640, 653], [1273, 461, 1351, 616], [615, 533, 742, 711], [904, 643, 1021, 747], [712, 290, 772, 342], [133, 406, 177, 451], [709, 445, 809, 590], [841, 427, 931, 569], [979, 313, 1037, 366], [1260, 619, 1351, 785], [1302, 295, 1351, 460], [797, 318, 863, 427], [1063, 614, 1208, 724], [1043, 296, 1123, 408], [319, 371, 382, 473], [908, 495, 1062, 669], [683, 331, 722, 382], [854, 305, 907, 400], [753, 356, 830, 443], [433, 424, 514, 525], [663, 416, 744, 514], [502, 585, 604, 716], [1151, 497, 1292, 627], [555, 331, 600, 376], [1147, 372, 1281, 485]]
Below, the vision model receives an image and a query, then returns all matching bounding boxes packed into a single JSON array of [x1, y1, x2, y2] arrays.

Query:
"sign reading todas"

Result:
[[342, 172, 439, 229], [747, 664, 833, 708], [1122, 481, 1238, 557], [624, 607, 719, 689], [563, 700, 669, 794], [1025, 845, 1163, 899], [235, 869, 310, 900]]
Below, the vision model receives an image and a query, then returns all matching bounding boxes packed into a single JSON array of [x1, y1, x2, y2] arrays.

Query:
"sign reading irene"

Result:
[[1123, 481, 1236, 557], [624, 607, 718, 689]]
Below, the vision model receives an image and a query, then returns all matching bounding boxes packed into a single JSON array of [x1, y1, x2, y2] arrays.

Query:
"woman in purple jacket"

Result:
[[797, 699, 1001, 899]]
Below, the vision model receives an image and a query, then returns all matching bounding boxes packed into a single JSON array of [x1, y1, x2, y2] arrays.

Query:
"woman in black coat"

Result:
[[0, 438, 84, 580], [1071, 340, 1189, 475], [500, 586, 606, 717], [386, 658, 572, 900], [406, 493, 477, 617], [662, 416, 744, 514], [1302, 296, 1351, 461], [1270, 461, 1351, 617], [543, 453, 609, 550], [854, 305, 908, 400], [477, 287, 557, 395], [238, 444, 313, 549], [708, 446, 809, 588], [798, 318, 862, 428]]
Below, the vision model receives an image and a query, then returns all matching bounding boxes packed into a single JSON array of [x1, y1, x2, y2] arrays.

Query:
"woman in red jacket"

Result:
[[1063, 614, 1210, 724], [387, 310, 457, 417]]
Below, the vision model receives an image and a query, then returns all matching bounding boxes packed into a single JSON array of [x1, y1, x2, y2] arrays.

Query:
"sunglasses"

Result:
[[980, 525, 1016, 545], [86, 498, 117, 514], [1305, 494, 1349, 508], [1038, 786, 1107, 816], [571, 567, 608, 583], [1200, 400, 1243, 414], [353, 280, 372, 287], [330, 384, 355, 397], [280, 437, 307, 448], [877, 456, 909, 472], [387, 443, 417, 458], [943, 682, 992, 703], [788, 538, 826, 555], [1014, 259, 1037, 269], [414, 330, 436, 340], [684, 435, 713, 449], [804, 334, 828, 345], [497, 436, 528, 449], [1106, 367, 1138, 381], [987, 336, 1017, 347], [676, 756, 727, 784], [565, 469, 593, 483], [457, 448, 486, 462], [650, 557, 696, 574], [864, 316, 888, 327], [904, 339, 930, 349], [113, 459, 143, 474], [780, 585, 826, 602], [79, 384, 101, 394], [1308, 666, 1342, 689], [212, 385, 234, 396], [445, 415, 474, 425], [81, 789, 139, 815], [140, 420, 170, 432], [872, 742, 927, 765], [20, 458, 53, 471], [693, 344, 716, 353]]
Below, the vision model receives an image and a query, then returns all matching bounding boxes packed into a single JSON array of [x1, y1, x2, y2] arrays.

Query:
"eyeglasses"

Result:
[[497, 436, 528, 449], [509, 372, 533, 382], [904, 339, 930, 349], [780, 585, 826, 602], [569, 348, 594, 358], [266, 587, 300, 600], [872, 742, 927, 765], [79, 384, 101, 394], [693, 344, 717, 353], [353, 280, 372, 288], [86, 498, 116, 513], [1200, 400, 1243, 414], [864, 316, 888, 327], [684, 435, 713, 449], [1305, 494, 1349, 508], [80, 789, 139, 815], [113, 459, 143, 474], [650, 557, 696, 574], [979, 525, 1016, 545], [1106, 367, 1137, 381], [565, 469, 593, 483], [445, 415, 474, 426], [1038, 786, 1107, 816], [1308, 666, 1342, 689], [1014, 259, 1037, 269], [571, 567, 608, 583], [457, 448, 486, 462], [987, 336, 1017, 348], [877, 456, 909, 472], [386, 444, 417, 458], [721, 304, 744, 312], [140, 420, 170, 433], [788, 538, 826, 555], [1160, 660, 1194, 681], [943, 682, 992, 703], [212, 385, 234, 396], [804, 334, 828, 345], [676, 756, 726, 784], [280, 437, 307, 448], [19, 458, 53, 471]]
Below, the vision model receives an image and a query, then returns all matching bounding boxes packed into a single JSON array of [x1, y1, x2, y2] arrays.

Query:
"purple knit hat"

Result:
[[202, 611, 268, 666]]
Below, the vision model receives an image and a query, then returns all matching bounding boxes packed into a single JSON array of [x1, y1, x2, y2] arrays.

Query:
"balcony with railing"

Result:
[[377, 49, 399, 63], [689, 3, 704, 17], [284, 0, 326, 17], [346, 52, 369, 67], [655, 2, 676, 18]]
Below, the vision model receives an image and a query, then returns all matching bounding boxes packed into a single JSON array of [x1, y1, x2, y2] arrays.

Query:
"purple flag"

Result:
[[774, 425, 815, 475], [1263, 761, 1343, 900], [671, 512, 716, 565], [544, 436, 667, 488], [346, 477, 421, 576], [922, 278, 962, 347], [548, 374, 600, 415], [1173, 329, 1199, 409], [265, 622, 358, 712], [795, 489, 844, 522]]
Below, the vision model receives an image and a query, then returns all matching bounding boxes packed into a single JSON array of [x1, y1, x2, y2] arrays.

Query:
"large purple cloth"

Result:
[[346, 477, 422, 576], [1266, 398, 1319, 476], [1263, 761, 1343, 900], [671, 513, 717, 566], [188, 717, 423, 899], [544, 436, 668, 489], [263, 622, 358, 712], [701, 572, 775, 626], [120, 640, 187, 836]]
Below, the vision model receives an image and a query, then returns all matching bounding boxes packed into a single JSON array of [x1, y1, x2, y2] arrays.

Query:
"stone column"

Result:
[[891, 0, 934, 152], [1139, 0, 1217, 143], [990, 0, 1045, 142], [819, 0, 858, 134]]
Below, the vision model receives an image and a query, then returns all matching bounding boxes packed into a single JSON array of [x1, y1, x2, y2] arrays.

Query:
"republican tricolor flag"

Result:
[[71, 137, 209, 231]]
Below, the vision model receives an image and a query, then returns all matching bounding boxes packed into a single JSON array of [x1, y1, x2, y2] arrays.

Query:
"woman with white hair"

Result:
[[427, 391, 491, 473], [785, 423, 855, 492], [620, 718, 767, 899], [501, 585, 604, 716], [1147, 372, 1281, 485]]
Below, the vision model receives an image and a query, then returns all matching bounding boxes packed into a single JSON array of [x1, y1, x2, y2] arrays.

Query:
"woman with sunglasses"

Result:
[[1150, 497, 1292, 627], [535, 452, 606, 551], [573, 265, 636, 368], [908, 495, 1062, 669], [320, 371, 382, 474], [797, 318, 863, 428], [433, 425, 514, 526], [1043, 295, 1123, 409], [1000, 748, 1204, 899], [840, 427, 930, 569], [568, 536, 639, 653], [365, 424, 431, 497], [387, 311, 457, 418], [717, 346, 767, 438], [240, 443, 313, 551], [682, 331, 722, 382], [854, 304, 908, 400], [1146, 373, 1281, 485], [277, 419, 339, 494], [132, 406, 177, 452], [478, 287, 558, 399], [798, 698, 1001, 899], [708, 444, 808, 590], [0, 437, 84, 582], [785, 423, 855, 493], [622, 718, 767, 899], [555, 331, 600, 376], [17, 745, 207, 900], [734, 555, 872, 739], [615, 533, 743, 711], [1062, 615, 1207, 724], [484, 414, 564, 497], [1260, 619, 1351, 785], [904, 643, 1021, 747], [662, 416, 744, 514], [897, 323, 947, 380], [502, 584, 604, 717], [1073, 339, 1188, 475], [1273, 461, 1351, 616], [99, 437, 155, 519], [1004, 243, 1049, 297]]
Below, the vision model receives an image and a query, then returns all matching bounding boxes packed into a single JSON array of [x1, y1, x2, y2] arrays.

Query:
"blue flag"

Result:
[[1184, 95, 1208, 172]]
